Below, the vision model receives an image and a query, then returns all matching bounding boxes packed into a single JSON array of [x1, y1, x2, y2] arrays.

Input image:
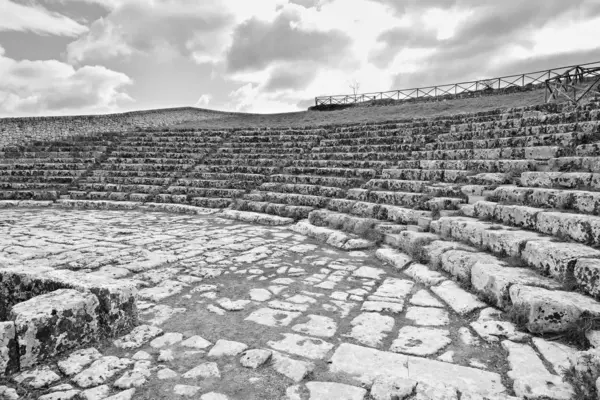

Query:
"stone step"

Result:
[[493, 185, 600, 215], [431, 215, 600, 299], [521, 171, 600, 190], [326, 199, 430, 225], [217, 209, 294, 226], [308, 209, 386, 242], [189, 197, 232, 209], [283, 166, 377, 179], [232, 200, 313, 220], [244, 191, 330, 208], [289, 220, 375, 250], [382, 168, 474, 183], [269, 174, 364, 188], [258, 183, 346, 198]]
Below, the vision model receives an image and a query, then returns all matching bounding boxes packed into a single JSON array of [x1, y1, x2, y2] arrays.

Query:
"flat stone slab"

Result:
[[405, 306, 449, 326], [57, 348, 102, 376], [329, 343, 506, 395], [113, 325, 163, 349], [182, 362, 221, 379], [305, 381, 367, 400], [390, 326, 451, 356], [348, 313, 394, 348], [268, 333, 334, 360], [271, 351, 315, 382], [72, 356, 132, 388], [240, 349, 272, 369], [292, 315, 337, 338], [207, 340, 248, 358], [409, 290, 444, 308], [245, 308, 302, 327]]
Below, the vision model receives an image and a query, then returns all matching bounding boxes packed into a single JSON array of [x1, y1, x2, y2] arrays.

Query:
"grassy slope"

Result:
[[173, 89, 548, 130]]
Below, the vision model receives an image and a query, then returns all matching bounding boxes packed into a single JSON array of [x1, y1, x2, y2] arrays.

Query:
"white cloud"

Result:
[[0, 0, 88, 36], [195, 94, 212, 107], [0, 45, 133, 116]]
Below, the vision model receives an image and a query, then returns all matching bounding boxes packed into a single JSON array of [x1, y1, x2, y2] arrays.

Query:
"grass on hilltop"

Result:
[[172, 88, 548, 130]]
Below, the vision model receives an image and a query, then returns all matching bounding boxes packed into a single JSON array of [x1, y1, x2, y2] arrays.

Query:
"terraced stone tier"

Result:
[[0, 207, 584, 399]]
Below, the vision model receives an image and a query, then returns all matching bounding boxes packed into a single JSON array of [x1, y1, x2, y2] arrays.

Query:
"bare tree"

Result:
[[348, 79, 360, 96]]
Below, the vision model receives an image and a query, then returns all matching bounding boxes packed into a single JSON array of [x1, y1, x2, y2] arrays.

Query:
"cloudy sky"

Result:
[[0, 0, 599, 117]]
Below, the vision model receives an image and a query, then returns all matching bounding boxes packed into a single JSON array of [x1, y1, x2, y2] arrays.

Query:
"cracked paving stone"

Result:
[[409, 290, 444, 308], [57, 348, 102, 376], [79, 384, 110, 400], [208, 339, 248, 357], [286, 294, 317, 304], [267, 333, 334, 360], [390, 327, 452, 356], [370, 376, 417, 400], [292, 315, 337, 338], [245, 307, 302, 327], [103, 388, 136, 400], [113, 325, 163, 349]]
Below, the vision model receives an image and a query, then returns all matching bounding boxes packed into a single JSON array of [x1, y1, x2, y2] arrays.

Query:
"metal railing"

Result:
[[545, 64, 600, 104], [314, 61, 600, 107]]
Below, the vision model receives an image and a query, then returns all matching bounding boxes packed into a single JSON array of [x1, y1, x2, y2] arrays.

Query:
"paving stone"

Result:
[[57, 348, 102, 376], [0, 386, 18, 400], [182, 362, 221, 379], [13, 366, 61, 389], [216, 297, 251, 311], [267, 333, 334, 360], [173, 384, 201, 397], [113, 325, 163, 349], [348, 312, 394, 348], [245, 308, 302, 327], [268, 300, 309, 312], [207, 304, 226, 315], [431, 281, 486, 315], [390, 326, 451, 356], [200, 393, 229, 400], [409, 290, 444, 308], [329, 343, 505, 394], [157, 368, 178, 379], [414, 382, 458, 400], [150, 332, 183, 348], [131, 350, 152, 361], [113, 363, 151, 389], [240, 349, 272, 368], [138, 280, 184, 302], [103, 389, 136, 400], [305, 381, 367, 400], [353, 266, 386, 280], [271, 351, 315, 382], [38, 390, 80, 400], [287, 294, 317, 304], [405, 307, 449, 326], [72, 356, 133, 388], [158, 349, 174, 362], [79, 384, 110, 400], [502, 340, 574, 399], [180, 335, 212, 349], [207, 339, 248, 357], [370, 376, 417, 400], [531, 337, 577, 376], [249, 288, 272, 302], [292, 315, 337, 338], [361, 301, 405, 313]]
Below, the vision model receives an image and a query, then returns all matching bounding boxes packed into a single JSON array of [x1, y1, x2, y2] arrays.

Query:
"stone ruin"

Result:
[[1, 98, 600, 399]]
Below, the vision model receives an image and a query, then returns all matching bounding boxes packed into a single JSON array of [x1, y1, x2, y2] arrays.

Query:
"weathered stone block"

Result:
[[509, 284, 600, 333], [440, 250, 497, 282], [522, 240, 600, 281], [471, 263, 560, 309], [575, 258, 600, 299], [0, 321, 18, 376], [10, 289, 99, 369]]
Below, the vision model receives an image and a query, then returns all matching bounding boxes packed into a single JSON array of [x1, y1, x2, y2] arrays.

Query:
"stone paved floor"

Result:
[[0, 209, 578, 399]]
